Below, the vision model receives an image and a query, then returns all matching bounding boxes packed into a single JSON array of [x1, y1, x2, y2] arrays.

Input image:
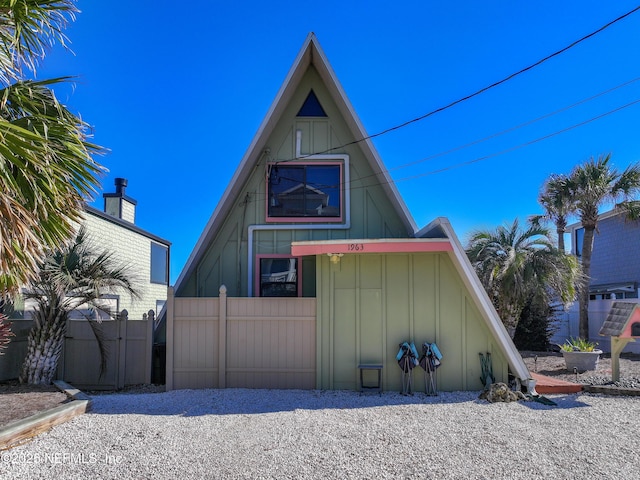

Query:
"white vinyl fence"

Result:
[[550, 299, 640, 354]]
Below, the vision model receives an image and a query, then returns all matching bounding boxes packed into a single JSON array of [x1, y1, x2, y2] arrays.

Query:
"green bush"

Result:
[[513, 298, 558, 351]]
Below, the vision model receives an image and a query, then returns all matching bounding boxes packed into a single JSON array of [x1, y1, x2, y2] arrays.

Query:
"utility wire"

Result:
[[391, 98, 640, 185], [256, 96, 640, 202], [356, 76, 640, 182], [278, 5, 640, 163]]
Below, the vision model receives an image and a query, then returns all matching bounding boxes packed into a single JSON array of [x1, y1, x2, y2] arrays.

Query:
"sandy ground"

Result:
[[0, 382, 68, 427], [2, 351, 639, 429]]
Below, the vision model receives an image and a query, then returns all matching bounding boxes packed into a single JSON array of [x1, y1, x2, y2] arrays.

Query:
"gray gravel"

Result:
[[2, 388, 640, 479], [580, 374, 640, 389]]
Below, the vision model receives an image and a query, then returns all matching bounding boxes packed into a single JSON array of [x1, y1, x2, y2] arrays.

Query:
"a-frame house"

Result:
[[167, 33, 533, 393]]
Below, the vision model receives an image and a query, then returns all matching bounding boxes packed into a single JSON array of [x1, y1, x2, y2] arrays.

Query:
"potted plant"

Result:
[[558, 337, 603, 373]]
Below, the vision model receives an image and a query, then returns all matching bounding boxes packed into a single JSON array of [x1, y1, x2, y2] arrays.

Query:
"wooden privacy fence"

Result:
[[61, 315, 153, 390], [166, 286, 316, 390], [0, 319, 33, 382], [0, 316, 152, 390]]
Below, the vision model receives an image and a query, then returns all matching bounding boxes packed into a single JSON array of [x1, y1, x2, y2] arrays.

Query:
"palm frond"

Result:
[[466, 218, 582, 328], [21, 226, 140, 383], [85, 316, 108, 378], [0, 77, 107, 297], [0, 0, 77, 83]]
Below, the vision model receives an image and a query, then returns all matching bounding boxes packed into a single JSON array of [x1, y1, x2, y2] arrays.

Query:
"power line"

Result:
[[357, 76, 640, 183], [391, 98, 640, 185], [279, 5, 640, 163], [255, 96, 640, 202]]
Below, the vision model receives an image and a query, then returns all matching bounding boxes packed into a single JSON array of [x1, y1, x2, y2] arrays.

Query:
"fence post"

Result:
[[166, 286, 175, 390], [219, 285, 227, 388], [145, 309, 154, 384], [117, 309, 128, 390]]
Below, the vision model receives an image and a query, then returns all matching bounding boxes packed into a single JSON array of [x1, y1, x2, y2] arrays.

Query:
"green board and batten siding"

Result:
[[178, 65, 408, 297], [317, 252, 508, 392]]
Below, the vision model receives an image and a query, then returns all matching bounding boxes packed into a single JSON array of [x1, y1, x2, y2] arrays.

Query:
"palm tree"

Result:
[[19, 228, 139, 385], [0, 1, 106, 298], [466, 219, 581, 335], [535, 174, 574, 252], [566, 154, 640, 339], [0, 313, 13, 354]]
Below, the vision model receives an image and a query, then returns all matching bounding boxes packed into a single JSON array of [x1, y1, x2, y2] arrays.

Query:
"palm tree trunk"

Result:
[[0, 313, 14, 354], [557, 226, 566, 252], [19, 312, 67, 385], [578, 226, 596, 339]]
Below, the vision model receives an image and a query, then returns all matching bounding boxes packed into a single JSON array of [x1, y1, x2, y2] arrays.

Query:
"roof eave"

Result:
[[84, 205, 171, 246]]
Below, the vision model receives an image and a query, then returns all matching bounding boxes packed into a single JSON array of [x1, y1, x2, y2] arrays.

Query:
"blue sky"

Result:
[[35, 1, 640, 284]]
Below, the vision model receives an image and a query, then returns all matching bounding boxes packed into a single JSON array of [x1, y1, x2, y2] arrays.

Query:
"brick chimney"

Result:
[[103, 177, 137, 223]]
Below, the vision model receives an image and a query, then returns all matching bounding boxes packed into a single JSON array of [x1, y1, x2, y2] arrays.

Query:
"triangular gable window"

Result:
[[297, 90, 327, 117]]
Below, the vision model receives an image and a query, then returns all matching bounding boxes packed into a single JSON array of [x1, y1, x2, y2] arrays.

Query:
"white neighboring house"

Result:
[[79, 177, 171, 321], [551, 208, 640, 354]]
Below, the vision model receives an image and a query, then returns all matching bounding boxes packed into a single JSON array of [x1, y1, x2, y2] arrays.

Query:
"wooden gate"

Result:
[[61, 317, 152, 390]]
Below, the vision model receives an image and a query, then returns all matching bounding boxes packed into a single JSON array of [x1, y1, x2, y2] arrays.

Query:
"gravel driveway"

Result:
[[2, 388, 640, 479]]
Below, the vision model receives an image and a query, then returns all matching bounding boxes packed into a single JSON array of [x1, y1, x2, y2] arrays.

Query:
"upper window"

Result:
[[150, 242, 168, 284], [267, 163, 342, 221]]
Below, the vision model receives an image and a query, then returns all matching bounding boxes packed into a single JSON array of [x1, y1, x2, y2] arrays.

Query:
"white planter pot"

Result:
[[562, 350, 603, 373]]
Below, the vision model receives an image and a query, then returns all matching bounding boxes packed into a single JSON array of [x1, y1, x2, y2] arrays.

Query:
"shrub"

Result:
[[513, 298, 558, 351]]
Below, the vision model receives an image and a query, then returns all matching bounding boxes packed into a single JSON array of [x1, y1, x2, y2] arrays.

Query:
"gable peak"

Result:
[[297, 89, 327, 117]]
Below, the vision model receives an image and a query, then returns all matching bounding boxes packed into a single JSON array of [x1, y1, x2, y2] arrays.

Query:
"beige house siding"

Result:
[[83, 212, 167, 320], [121, 200, 136, 224], [316, 253, 508, 392]]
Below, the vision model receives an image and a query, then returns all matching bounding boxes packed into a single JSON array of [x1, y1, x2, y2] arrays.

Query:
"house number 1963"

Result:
[[348, 243, 364, 251]]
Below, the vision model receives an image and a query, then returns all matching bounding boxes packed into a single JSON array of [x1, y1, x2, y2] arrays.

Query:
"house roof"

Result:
[[600, 301, 640, 337], [279, 183, 328, 197], [174, 32, 416, 292], [590, 282, 637, 294], [84, 205, 171, 247], [566, 207, 628, 232]]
